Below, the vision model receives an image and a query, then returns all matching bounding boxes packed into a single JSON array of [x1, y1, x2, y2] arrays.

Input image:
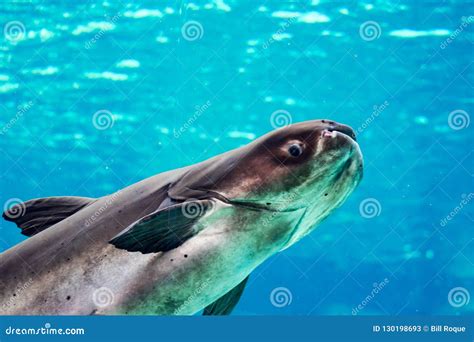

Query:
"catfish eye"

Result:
[[288, 143, 303, 157]]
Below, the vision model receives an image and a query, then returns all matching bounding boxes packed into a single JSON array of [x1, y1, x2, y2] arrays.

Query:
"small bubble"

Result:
[[425, 250, 434, 259]]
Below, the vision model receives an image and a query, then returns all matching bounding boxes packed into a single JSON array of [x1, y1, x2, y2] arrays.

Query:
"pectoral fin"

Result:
[[110, 199, 214, 254], [2, 196, 96, 237], [203, 276, 249, 315]]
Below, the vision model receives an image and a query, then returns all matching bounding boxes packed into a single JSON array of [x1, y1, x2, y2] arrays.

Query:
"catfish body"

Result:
[[0, 175, 302, 314], [0, 120, 363, 315]]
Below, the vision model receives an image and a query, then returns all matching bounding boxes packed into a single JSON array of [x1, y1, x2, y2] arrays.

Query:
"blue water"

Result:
[[0, 0, 472, 316]]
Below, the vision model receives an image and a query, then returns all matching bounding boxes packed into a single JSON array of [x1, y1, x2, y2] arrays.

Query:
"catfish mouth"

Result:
[[322, 124, 357, 143], [319, 122, 363, 184]]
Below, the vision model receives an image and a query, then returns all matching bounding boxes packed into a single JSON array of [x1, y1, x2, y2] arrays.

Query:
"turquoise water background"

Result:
[[0, 0, 472, 315]]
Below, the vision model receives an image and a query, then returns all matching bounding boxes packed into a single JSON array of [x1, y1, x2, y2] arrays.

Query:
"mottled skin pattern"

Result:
[[0, 120, 363, 315]]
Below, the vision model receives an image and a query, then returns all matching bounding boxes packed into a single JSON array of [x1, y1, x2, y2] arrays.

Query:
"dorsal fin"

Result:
[[2, 196, 96, 237]]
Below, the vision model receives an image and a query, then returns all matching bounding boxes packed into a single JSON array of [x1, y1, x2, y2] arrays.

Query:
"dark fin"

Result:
[[203, 276, 249, 315], [2, 196, 96, 237], [110, 199, 213, 254]]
